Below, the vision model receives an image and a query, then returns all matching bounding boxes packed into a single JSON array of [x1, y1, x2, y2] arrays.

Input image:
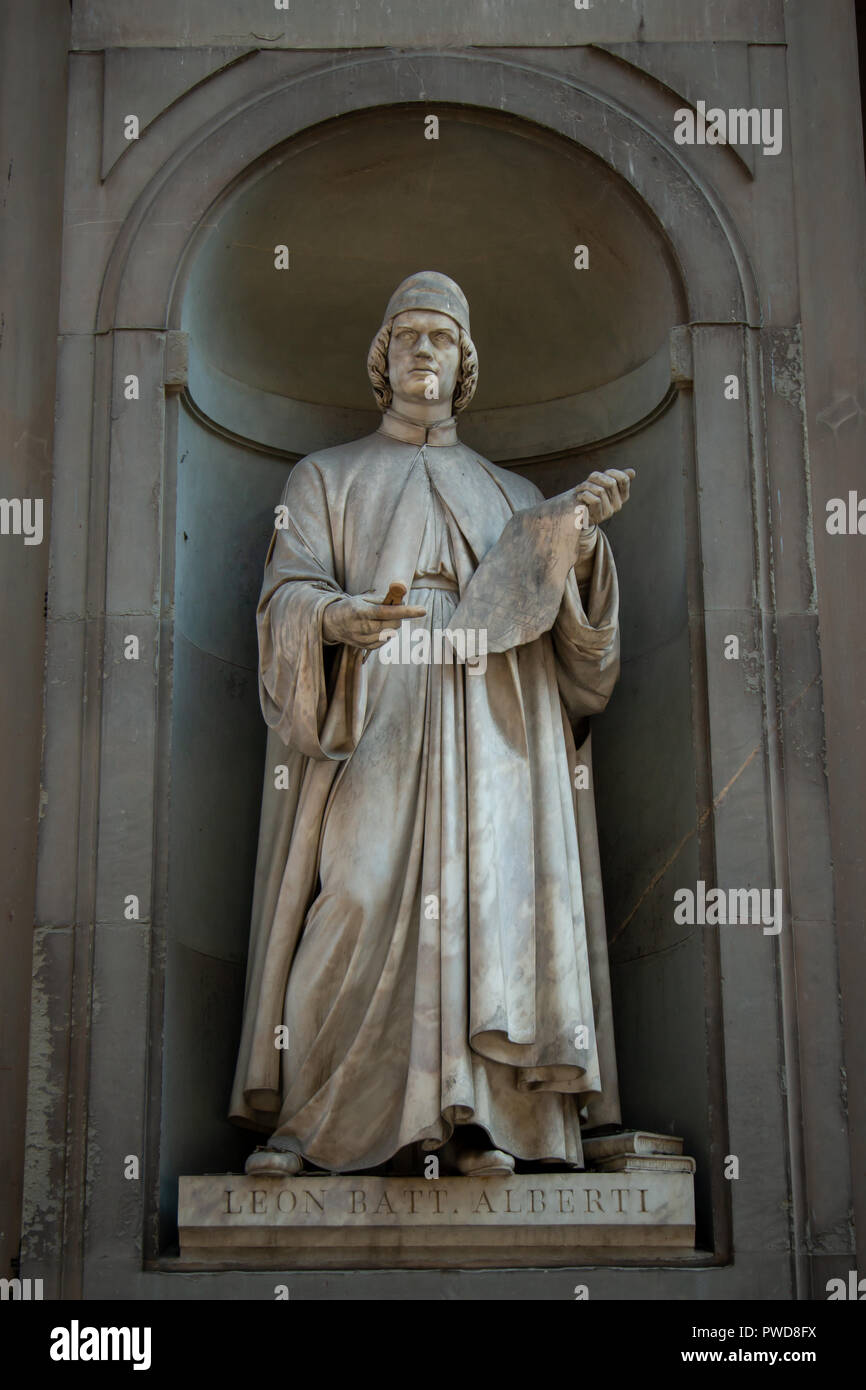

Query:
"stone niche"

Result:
[[162, 102, 708, 1262]]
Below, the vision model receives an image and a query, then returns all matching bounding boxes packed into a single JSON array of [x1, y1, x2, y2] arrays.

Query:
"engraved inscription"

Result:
[[214, 1176, 662, 1225]]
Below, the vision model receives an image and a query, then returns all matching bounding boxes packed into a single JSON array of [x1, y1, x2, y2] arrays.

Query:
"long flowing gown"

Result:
[[229, 411, 622, 1172]]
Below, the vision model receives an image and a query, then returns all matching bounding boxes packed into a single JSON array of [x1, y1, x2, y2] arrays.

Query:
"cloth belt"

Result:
[[410, 575, 459, 592]]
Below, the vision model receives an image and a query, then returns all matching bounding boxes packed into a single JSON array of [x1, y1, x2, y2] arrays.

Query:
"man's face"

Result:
[[387, 310, 461, 409]]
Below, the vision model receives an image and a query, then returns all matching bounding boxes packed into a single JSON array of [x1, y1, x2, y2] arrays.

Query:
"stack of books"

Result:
[[581, 1130, 696, 1174]]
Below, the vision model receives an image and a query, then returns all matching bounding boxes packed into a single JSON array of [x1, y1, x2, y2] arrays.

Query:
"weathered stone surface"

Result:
[[94, 616, 159, 925], [84, 925, 151, 1273], [105, 331, 167, 616], [599, 42, 756, 175], [19, 927, 75, 1296], [0, 0, 71, 1284], [786, 0, 866, 1278], [35, 619, 87, 927], [15, 0, 864, 1304], [71, 0, 785, 49], [102, 47, 251, 179], [178, 1173, 695, 1266], [47, 336, 95, 620]]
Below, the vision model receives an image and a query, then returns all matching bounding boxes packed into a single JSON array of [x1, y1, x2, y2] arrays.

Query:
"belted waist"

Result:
[[410, 574, 459, 592]]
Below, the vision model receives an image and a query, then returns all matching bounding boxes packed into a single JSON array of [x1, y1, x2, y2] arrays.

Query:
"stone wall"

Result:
[[6, 0, 864, 1299]]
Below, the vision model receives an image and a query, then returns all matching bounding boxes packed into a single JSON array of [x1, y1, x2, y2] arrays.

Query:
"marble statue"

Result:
[[229, 272, 634, 1177]]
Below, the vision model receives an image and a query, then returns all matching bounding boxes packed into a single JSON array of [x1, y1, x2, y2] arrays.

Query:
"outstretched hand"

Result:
[[322, 583, 427, 651], [574, 468, 635, 531]]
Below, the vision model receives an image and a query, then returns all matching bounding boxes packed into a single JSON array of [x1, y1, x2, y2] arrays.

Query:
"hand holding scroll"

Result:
[[573, 469, 635, 534]]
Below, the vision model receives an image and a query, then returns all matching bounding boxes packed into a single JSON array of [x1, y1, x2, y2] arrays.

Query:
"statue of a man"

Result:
[[230, 271, 633, 1177]]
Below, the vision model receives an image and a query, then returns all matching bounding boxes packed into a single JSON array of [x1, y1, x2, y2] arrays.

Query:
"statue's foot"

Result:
[[454, 1148, 515, 1177], [244, 1147, 304, 1177]]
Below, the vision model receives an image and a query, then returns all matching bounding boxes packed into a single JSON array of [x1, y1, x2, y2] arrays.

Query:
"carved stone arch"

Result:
[[22, 7, 852, 1302], [86, 49, 770, 1272], [96, 51, 759, 335]]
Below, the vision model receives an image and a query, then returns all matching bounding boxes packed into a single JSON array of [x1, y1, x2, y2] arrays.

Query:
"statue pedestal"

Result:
[[177, 1172, 695, 1269]]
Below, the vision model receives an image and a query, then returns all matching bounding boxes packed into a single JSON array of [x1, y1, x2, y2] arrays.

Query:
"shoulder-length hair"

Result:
[[366, 319, 479, 414]]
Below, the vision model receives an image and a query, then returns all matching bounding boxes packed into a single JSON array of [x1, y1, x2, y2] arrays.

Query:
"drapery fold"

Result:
[[230, 426, 622, 1169]]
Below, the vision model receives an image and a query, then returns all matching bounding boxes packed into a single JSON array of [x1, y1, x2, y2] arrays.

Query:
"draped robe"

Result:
[[229, 409, 622, 1172]]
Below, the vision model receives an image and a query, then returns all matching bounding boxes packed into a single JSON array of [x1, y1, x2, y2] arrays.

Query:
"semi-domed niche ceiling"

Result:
[[181, 104, 685, 462]]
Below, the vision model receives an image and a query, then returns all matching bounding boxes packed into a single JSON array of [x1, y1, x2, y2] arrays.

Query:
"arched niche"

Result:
[[160, 99, 711, 1252], [90, 53, 757, 1258], [179, 104, 683, 460]]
